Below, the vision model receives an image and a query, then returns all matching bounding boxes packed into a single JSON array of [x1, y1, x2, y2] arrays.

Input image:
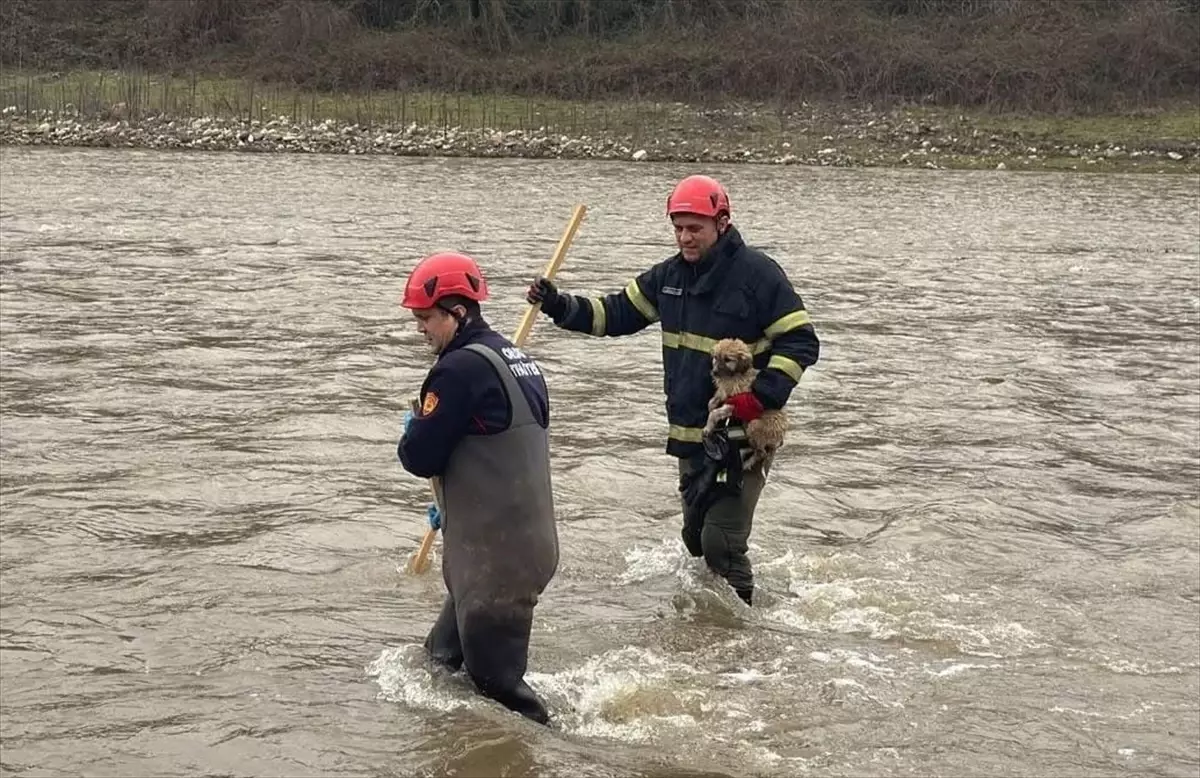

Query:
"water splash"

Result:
[[527, 647, 707, 742], [366, 641, 800, 774], [366, 643, 486, 714]]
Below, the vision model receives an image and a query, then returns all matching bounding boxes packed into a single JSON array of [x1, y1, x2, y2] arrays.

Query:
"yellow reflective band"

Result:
[[767, 354, 805, 382], [591, 297, 607, 336], [668, 424, 704, 442], [625, 280, 659, 323], [764, 309, 811, 339], [663, 330, 770, 355], [662, 331, 713, 352]]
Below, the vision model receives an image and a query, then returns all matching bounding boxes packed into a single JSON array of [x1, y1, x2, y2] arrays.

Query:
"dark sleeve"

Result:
[[396, 353, 478, 479], [750, 261, 820, 410], [550, 263, 664, 337]]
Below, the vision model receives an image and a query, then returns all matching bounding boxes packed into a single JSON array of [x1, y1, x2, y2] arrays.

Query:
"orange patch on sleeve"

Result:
[[421, 391, 439, 416]]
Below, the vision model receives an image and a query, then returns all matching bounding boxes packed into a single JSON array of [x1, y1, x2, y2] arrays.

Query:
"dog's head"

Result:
[[711, 338, 753, 378]]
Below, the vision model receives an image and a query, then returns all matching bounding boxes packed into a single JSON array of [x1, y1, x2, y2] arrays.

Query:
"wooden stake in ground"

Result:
[[404, 203, 588, 575]]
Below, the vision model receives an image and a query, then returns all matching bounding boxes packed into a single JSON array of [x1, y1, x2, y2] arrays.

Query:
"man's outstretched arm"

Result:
[[527, 264, 664, 337]]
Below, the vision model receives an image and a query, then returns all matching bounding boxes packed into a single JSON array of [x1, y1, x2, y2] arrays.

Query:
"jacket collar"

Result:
[[672, 226, 744, 295]]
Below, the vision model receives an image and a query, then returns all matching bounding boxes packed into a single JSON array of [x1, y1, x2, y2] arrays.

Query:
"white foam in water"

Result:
[[619, 538, 760, 618], [365, 643, 488, 714], [751, 549, 1048, 659], [718, 667, 779, 684], [1103, 659, 1185, 676], [808, 648, 897, 677], [618, 537, 704, 586], [1051, 701, 1163, 723], [622, 541, 919, 645], [525, 646, 705, 742], [367, 641, 708, 740], [526, 647, 803, 773], [368, 640, 797, 773], [763, 598, 902, 642], [1050, 705, 1105, 719], [923, 661, 1003, 678]]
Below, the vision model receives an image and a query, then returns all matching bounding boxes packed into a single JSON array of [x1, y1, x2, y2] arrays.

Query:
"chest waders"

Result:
[[422, 343, 559, 724]]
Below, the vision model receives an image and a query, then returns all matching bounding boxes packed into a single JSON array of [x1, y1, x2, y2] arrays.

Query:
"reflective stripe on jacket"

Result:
[[551, 226, 819, 458]]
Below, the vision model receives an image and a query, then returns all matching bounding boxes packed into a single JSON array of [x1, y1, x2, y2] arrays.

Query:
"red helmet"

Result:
[[400, 251, 490, 309], [666, 174, 731, 219]]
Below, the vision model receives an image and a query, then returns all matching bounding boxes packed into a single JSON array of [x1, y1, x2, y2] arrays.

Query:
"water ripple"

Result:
[[1, 149, 1197, 777]]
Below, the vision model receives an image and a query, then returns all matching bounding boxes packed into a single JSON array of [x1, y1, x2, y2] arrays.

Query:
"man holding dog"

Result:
[[527, 174, 819, 606]]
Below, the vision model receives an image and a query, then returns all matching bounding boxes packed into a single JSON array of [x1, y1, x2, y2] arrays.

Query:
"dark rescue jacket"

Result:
[[549, 226, 819, 459]]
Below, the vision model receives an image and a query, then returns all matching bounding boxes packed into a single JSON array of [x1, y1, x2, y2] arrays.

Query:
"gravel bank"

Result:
[[3, 108, 1197, 172]]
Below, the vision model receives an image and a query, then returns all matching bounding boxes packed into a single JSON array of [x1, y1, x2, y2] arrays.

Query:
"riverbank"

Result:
[[2, 73, 1197, 173]]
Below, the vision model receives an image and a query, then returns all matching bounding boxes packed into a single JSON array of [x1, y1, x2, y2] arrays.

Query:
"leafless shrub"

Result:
[[2, 0, 1196, 112]]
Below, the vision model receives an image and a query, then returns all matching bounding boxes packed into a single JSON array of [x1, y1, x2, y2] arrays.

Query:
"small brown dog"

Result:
[[702, 338, 789, 471]]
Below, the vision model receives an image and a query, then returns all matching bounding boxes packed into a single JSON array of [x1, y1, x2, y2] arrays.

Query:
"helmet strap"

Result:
[[437, 301, 470, 334]]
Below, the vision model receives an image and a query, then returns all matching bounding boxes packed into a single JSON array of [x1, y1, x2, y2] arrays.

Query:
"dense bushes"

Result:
[[3, 0, 1197, 111]]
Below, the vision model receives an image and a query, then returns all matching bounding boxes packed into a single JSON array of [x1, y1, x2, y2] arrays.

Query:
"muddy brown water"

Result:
[[1, 147, 1197, 777]]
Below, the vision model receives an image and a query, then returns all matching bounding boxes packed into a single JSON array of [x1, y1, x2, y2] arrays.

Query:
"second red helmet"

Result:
[[400, 251, 490, 309], [666, 174, 731, 219]]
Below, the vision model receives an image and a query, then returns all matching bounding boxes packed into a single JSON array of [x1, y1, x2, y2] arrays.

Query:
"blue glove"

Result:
[[403, 410, 415, 435], [426, 503, 442, 531]]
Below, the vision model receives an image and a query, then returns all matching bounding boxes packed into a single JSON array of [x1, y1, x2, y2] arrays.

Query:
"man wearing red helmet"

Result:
[[397, 251, 559, 725], [527, 175, 819, 606]]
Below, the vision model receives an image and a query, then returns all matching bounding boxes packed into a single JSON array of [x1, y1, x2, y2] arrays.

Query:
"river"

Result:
[[1, 147, 1197, 777]]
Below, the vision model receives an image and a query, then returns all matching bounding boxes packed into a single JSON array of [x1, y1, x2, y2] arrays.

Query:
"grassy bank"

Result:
[[2, 71, 1198, 173], [0, 70, 662, 137], [4, 0, 1198, 113], [2, 1, 1197, 171]]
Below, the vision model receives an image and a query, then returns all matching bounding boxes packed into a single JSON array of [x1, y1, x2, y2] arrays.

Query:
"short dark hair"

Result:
[[439, 295, 481, 318]]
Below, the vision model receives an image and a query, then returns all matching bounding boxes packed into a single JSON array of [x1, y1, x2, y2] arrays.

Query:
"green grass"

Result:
[[3, 70, 1197, 173], [0, 70, 680, 139], [904, 104, 1200, 148]]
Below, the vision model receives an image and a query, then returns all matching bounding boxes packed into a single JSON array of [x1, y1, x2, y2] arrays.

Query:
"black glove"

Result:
[[527, 277, 569, 319]]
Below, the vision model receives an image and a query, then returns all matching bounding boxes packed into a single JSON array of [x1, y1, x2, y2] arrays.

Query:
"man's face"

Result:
[[672, 213, 728, 262], [412, 305, 461, 353]]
